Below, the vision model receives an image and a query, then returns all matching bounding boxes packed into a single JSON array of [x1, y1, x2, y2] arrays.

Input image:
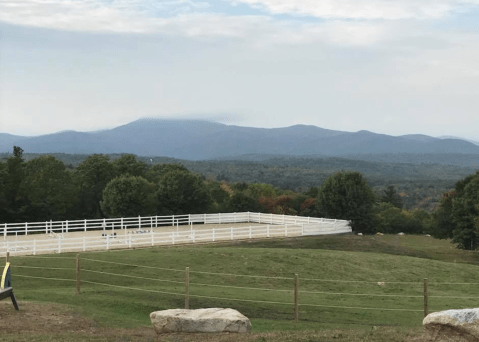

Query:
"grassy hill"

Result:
[[3, 234, 479, 341]]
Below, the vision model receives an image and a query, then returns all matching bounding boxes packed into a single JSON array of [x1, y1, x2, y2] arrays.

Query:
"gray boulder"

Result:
[[423, 308, 479, 341], [150, 308, 251, 334]]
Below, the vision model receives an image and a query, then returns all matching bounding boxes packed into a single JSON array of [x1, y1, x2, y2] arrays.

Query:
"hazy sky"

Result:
[[0, 0, 478, 139]]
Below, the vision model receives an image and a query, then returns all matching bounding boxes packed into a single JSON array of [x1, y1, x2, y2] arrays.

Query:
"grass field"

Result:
[[3, 233, 479, 341]]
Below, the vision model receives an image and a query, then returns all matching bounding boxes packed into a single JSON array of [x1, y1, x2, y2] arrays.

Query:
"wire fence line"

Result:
[[81, 269, 186, 284], [10, 254, 479, 323], [14, 274, 77, 282], [81, 258, 186, 273], [1, 212, 351, 257]]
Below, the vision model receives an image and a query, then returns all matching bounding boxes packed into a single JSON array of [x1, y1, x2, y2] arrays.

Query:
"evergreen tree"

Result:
[[316, 171, 376, 233]]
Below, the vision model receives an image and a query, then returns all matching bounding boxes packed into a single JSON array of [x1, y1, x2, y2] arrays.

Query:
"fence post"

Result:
[[25, 222, 28, 236], [121, 217, 124, 230], [84, 219, 87, 232], [103, 218, 106, 232], [76, 254, 81, 295], [294, 274, 299, 322], [185, 267, 190, 309], [139, 216, 141, 229], [50, 220, 53, 234], [66, 220, 69, 234], [424, 278, 428, 318], [45, 221, 48, 235], [4, 223, 6, 241]]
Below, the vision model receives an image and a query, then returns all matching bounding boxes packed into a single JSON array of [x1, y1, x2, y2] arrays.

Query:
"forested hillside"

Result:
[[2, 151, 474, 211]]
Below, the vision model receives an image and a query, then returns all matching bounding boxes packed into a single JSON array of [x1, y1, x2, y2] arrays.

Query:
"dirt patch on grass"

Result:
[[0, 301, 430, 342], [0, 301, 154, 339], [0, 301, 97, 333]]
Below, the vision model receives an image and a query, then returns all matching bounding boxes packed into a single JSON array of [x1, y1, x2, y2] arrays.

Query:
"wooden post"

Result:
[[76, 254, 81, 295], [294, 274, 299, 321], [185, 267, 190, 309], [424, 278, 428, 318]]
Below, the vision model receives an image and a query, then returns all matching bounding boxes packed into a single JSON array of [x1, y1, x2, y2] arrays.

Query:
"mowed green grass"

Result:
[[5, 233, 479, 341], [11, 235, 479, 331]]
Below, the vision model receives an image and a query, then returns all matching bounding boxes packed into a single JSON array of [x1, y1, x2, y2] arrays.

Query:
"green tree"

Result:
[[429, 190, 455, 239], [247, 183, 278, 199], [223, 192, 265, 213], [374, 203, 429, 234], [2, 146, 27, 222], [305, 186, 319, 198], [451, 174, 479, 250], [156, 170, 212, 215], [74, 154, 115, 218], [0, 161, 9, 222], [206, 181, 231, 212], [380, 185, 403, 208], [112, 154, 147, 177], [100, 175, 157, 218], [20, 156, 77, 221], [316, 171, 376, 233], [145, 163, 189, 184], [429, 171, 479, 249]]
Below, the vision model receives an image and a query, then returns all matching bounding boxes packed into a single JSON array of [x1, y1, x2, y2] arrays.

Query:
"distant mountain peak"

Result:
[[1, 118, 479, 159]]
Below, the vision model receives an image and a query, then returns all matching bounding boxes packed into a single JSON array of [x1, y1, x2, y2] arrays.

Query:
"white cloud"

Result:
[[0, 0, 393, 46], [226, 0, 479, 19]]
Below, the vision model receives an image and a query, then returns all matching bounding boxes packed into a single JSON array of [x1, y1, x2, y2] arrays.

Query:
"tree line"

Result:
[[1, 147, 478, 250], [3, 151, 473, 212]]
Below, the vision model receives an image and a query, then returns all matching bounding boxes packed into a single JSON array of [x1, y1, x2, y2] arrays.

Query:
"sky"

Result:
[[0, 0, 478, 139]]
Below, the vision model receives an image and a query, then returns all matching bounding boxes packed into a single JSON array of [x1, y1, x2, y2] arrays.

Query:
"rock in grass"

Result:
[[150, 308, 251, 334], [423, 308, 479, 341]]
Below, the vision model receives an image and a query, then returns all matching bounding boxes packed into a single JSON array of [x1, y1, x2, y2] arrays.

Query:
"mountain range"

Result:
[[1, 119, 479, 160]]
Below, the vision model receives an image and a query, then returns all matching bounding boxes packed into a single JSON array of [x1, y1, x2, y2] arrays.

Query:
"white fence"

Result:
[[1, 212, 351, 256]]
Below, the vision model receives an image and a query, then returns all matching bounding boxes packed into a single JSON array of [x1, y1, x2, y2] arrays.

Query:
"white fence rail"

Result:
[[1, 212, 351, 256]]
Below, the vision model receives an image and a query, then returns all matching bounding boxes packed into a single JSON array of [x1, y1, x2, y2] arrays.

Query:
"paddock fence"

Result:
[[1, 212, 351, 257], [7, 254, 478, 325]]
